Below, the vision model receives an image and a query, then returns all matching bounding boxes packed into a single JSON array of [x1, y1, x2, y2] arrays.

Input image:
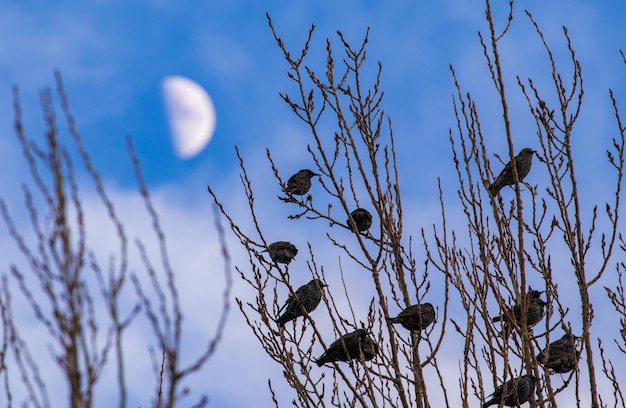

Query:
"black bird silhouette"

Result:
[[276, 279, 327, 327], [284, 169, 319, 195], [492, 290, 547, 335], [316, 329, 379, 366], [347, 208, 373, 232], [483, 374, 537, 407], [388, 303, 435, 332], [488, 148, 536, 196], [537, 333, 580, 374], [266, 241, 298, 264]]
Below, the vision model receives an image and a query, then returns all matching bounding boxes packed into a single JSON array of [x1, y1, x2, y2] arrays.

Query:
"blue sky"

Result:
[[0, 1, 625, 407]]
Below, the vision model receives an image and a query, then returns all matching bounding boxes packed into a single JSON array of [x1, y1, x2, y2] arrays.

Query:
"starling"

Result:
[[537, 333, 580, 374], [347, 208, 373, 232], [488, 148, 536, 197], [266, 241, 298, 264], [492, 290, 547, 335], [360, 334, 379, 362], [483, 374, 537, 408], [276, 279, 327, 327], [388, 303, 436, 332], [284, 169, 319, 195], [315, 329, 379, 366]]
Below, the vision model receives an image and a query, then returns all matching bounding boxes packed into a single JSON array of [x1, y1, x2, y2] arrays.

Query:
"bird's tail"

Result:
[[488, 183, 500, 197], [387, 317, 401, 324], [276, 315, 288, 327]]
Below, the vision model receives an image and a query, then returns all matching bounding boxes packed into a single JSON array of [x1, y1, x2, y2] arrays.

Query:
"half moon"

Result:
[[161, 76, 217, 159]]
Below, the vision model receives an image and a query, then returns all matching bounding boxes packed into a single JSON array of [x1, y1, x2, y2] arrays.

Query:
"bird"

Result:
[[388, 303, 435, 332], [265, 241, 298, 264], [360, 335, 379, 362], [492, 290, 547, 335], [284, 169, 319, 195], [315, 329, 379, 366], [276, 279, 327, 327], [347, 208, 373, 232], [488, 148, 536, 196], [537, 333, 580, 374], [483, 374, 537, 407]]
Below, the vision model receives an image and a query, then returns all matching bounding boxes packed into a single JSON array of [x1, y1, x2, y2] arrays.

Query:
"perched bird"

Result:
[[483, 374, 537, 408], [537, 333, 580, 374], [492, 290, 547, 335], [488, 148, 536, 197], [266, 241, 298, 264], [316, 329, 379, 366], [284, 169, 319, 195], [360, 335, 379, 362], [347, 208, 373, 232], [276, 279, 327, 327], [388, 303, 435, 332]]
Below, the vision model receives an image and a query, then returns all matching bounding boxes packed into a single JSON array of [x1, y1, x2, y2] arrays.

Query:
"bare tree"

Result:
[[209, 1, 626, 407], [0, 72, 231, 408]]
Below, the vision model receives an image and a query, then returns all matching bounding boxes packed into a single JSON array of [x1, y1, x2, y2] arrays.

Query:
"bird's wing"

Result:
[[398, 306, 420, 318]]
